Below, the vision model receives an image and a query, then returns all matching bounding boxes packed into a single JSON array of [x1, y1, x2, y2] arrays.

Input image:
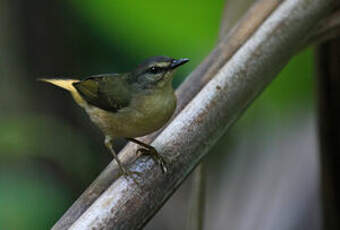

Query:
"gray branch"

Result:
[[186, 1, 255, 228], [305, 9, 340, 47], [218, 0, 255, 39], [63, 0, 335, 229]]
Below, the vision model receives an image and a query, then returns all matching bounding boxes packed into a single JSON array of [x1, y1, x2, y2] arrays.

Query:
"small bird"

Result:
[[39, 56, 189, 177]]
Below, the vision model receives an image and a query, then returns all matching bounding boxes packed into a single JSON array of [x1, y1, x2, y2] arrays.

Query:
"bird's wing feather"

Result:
[[73, 74, 132, 112]]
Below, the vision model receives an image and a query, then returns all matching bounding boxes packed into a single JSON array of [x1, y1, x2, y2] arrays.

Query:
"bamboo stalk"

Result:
[[185, 1, 255, 229]]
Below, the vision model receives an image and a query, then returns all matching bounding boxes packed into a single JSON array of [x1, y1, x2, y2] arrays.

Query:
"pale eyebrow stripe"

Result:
[[151, 62, 169, 68]]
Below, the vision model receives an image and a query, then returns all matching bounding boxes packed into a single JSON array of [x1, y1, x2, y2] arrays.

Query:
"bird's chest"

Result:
[[128, 90, 177, 134], [86, 88, 176, 138]]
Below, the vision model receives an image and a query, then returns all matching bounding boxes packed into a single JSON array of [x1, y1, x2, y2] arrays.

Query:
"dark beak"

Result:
[[170, 58, 190, 69]]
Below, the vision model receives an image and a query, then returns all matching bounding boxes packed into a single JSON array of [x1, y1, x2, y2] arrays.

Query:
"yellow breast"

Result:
[[84, 86, 176, 138]]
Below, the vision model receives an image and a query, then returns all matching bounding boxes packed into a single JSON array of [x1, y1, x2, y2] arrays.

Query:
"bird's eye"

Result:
[[149, 66, 162, 74]]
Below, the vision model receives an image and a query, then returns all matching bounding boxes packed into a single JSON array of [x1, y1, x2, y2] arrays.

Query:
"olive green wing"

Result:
[[73, 73, 132, 112]]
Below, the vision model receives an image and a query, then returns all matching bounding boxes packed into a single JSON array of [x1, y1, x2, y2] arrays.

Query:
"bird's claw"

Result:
[[136, 147, 168, 173], [136, 148, 149, 157]]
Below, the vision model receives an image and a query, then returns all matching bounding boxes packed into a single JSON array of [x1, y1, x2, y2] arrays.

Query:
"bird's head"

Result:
[[132, 56, 189, 89]]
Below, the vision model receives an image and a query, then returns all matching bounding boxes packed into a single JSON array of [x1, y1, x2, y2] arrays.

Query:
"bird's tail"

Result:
[[38, 78, 79, 92], [38, 78, 87, 106]]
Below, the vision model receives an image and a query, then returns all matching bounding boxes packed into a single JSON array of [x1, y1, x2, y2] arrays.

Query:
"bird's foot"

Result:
[[126, 138, 168, 173], [136, 147, 168, 173]]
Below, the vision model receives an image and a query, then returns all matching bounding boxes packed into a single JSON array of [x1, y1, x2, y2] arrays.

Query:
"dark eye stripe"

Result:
[[148, 66, 164, 74]]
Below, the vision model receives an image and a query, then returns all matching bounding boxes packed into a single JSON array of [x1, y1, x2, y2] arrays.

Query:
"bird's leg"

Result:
[[126, 138, 168, 173], [104, 136, 141, 181]]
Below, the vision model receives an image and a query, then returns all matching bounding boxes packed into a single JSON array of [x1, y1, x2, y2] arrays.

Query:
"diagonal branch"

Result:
[[218, 0, 255, 40], [186, 1, 255, 228], [52, 0, 283, 229], [304, 9, 340, 47], [64, 0, 335, 229]]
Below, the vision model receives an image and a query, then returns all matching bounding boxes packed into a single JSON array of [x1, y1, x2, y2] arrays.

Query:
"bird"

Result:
[[39, 56, 189, 178]]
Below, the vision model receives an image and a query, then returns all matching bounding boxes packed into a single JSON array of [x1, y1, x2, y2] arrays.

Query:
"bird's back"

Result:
[[73, 74, 133, 112]]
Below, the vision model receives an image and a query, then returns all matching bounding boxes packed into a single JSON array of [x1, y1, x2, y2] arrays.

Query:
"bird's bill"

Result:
[[170, 58, 189, 69]]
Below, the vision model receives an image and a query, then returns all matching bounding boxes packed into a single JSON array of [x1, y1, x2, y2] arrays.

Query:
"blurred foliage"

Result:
[[69, 0, 225, 64], [240, 48, 314, 128], [260, 48, 314, 110], [0, 163, 72, 230], [0, 115, 100, 181], [0, 0, 315, 229]]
